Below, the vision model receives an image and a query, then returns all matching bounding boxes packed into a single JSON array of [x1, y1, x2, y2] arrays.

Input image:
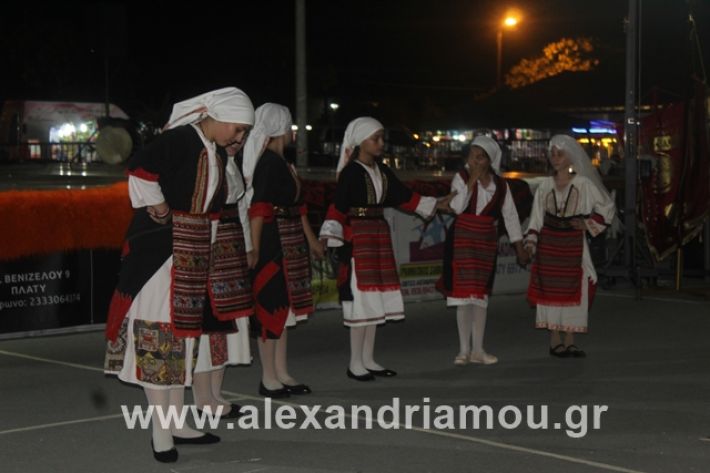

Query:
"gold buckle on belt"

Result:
[[349, 207, 384, 218], [274, 206, 299, 217]]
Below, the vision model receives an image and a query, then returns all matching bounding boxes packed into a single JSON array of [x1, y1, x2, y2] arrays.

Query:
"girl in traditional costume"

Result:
[[190, 139, 255, 420], [525, 135, 615, 358], [320, 117, 453, 381], [438, 136, 528, 366], [104, 87, 254, 462], [244, 103, 322, 397]]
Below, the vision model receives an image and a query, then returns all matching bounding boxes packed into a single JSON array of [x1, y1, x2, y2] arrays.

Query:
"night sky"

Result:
[[1, 0, 708, 129]]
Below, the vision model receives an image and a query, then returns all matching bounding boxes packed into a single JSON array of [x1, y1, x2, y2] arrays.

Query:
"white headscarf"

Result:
[[242, 103, 293, 203], [163, 87, 255, 130], [337, 117, 384, 175], [471, 135, 502, 173], [549, 134, 611, 199]]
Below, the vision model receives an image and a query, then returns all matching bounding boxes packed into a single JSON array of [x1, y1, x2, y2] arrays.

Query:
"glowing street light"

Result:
[[497, 11, 522, 88], [503, 16, 518, 27], [329, 102, 340, 111]]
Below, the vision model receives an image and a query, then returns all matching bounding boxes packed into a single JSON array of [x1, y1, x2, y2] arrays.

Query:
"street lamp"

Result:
[[496, 11, 521, 88]]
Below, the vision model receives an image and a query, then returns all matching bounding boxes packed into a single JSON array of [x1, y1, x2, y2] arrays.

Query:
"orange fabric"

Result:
[[0, 182, 133, 261]]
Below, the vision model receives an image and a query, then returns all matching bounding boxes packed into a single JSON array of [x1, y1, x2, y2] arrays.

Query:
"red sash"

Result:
[[449, 214, 498, 298], [275, 210, 314, 316], [171, 211, 253, 337], [208, 208, 253, 321], [171, 212, 212, 337], [351, 217, 400, 291], [527, 225, 584, 306]]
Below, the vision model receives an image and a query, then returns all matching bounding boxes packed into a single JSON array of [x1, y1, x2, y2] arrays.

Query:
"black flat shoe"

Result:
[[565, 345, 587, 358], [258, 382, 290, 398], [220, 403, 245, 419], [284, 383, 312, 395], [195, 403, 243, 419], [367, 368, 397, 377], [347, 368, 375, 381], [549, 343, 570, 358], [172, 432, 220, 445], [151, 440, 178, 463]]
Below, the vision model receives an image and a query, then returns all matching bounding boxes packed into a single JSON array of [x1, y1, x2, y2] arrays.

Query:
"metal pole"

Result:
[[295, 0, 308, 167], [623, 0, 639, 283], [104, 55, 110, 117], [496, 29, 503, 88], [704, 219, 710, 281]]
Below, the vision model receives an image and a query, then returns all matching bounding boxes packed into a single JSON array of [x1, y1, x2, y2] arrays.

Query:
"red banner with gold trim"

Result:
[[639, 83, 710, 261]]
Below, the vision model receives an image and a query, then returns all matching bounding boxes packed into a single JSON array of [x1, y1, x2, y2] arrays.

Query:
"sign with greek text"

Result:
[[0, 250, 119, 335]]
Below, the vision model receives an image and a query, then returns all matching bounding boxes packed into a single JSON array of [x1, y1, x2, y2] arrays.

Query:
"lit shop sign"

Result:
[[572, 127, 616, 134], [572, 120, 617, 135]]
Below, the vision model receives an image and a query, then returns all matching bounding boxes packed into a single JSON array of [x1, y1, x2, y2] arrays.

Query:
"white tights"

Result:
[[144, 387, 204, 453], [349, 325, 385, 375], [456, 304, 488, 356], [257, 329, 298, 390], [192, 369, 230, 415]]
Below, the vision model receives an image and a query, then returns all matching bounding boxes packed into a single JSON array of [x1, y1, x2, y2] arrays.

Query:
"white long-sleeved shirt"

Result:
[[449, 172, 523, 243]]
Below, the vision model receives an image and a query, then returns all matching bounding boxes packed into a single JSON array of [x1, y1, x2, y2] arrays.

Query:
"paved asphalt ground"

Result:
[[1, 288, 709, 473]]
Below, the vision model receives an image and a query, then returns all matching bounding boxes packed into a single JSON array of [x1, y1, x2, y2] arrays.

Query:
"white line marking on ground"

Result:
[[0, 349, 105, 372], [0, 414, 123, 435]]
